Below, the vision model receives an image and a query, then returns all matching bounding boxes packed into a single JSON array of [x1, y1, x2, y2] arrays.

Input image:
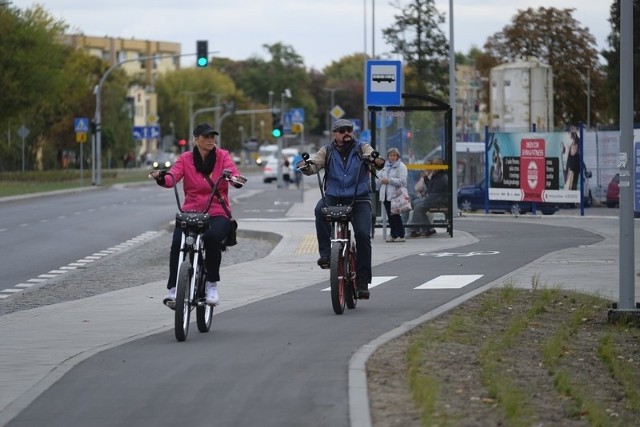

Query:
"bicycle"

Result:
[[300, 150, 379, 315], [160, 168, 234, 342]]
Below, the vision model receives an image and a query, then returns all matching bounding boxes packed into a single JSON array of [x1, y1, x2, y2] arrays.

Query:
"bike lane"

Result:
[[5, 220, 602, 427]]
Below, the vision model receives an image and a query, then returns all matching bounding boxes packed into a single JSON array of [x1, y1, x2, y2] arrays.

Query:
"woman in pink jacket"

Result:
[[149, 123, 247, 308]]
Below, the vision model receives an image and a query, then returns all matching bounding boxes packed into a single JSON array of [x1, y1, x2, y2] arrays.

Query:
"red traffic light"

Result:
[[178, 139, 187, 146]]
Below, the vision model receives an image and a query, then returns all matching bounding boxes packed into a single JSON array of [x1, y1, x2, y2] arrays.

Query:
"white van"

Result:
[[256, 144, 278, 166]]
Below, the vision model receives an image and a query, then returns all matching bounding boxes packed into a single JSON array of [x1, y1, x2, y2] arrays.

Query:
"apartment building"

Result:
[[63, 35, 181, 84], [455, 63, 485, 142]]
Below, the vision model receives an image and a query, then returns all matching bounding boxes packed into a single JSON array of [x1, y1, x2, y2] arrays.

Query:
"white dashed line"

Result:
[[0, 231, 159, 299], [414, 274, 484, 289]]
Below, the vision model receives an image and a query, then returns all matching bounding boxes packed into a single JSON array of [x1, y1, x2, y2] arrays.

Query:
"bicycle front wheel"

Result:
[[174, 261, 192, 342], [330, 243, 346, 315], [196, 262, 213, 333], [345, 242, 357, 310]]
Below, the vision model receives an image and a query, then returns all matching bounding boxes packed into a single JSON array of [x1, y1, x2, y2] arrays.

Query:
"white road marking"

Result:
[[0, 231, 159, 299], [414, 274, 484, 289], [322, 276, 397, 291]]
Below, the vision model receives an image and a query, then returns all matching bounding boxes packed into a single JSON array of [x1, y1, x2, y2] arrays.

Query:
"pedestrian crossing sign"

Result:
[[74, 117, 89, 133]]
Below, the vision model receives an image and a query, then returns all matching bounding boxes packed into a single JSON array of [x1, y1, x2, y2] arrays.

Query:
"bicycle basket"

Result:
[[175, 212, 211, 232], [321, 205, 353, 222]]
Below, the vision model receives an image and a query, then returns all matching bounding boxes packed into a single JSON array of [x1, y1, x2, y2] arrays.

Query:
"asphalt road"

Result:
[[5, 219, 601, 427], [0, 173, 302, 293]]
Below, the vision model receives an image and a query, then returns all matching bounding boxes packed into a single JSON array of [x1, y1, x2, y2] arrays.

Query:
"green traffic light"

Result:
[[197, 57, 208, 67], [271, 128, 282, 138]]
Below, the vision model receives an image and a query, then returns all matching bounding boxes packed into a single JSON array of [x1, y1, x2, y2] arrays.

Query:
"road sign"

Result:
[[289, 108, 304, 123], [17, 125, 30, 139], [291, 123, 304, 134], [282, 112, 292, 134], [132, 126, 160, 140], [330, 105, 345, 120], [348, 119, 362, 132], [74, 117, 89, 133], [366, 60, 402, 106], [76, 132, 87, 143]]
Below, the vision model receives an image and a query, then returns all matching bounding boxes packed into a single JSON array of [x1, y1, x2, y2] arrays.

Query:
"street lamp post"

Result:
[[585, 66, 591, 129]]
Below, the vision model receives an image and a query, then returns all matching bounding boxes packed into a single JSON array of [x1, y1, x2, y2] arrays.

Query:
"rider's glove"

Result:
[[154, 170, 167, 185]]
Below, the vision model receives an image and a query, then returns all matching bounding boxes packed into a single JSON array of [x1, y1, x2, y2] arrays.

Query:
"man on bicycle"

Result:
[[297, 119, 385, 299]]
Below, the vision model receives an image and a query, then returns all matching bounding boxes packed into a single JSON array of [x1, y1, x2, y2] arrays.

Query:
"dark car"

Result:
[[457, 180, 559, 215], [606, 174, 620, 208]]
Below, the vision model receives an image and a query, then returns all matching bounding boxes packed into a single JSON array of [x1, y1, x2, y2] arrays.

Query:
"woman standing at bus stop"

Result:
[[376, 147, 409, 242]]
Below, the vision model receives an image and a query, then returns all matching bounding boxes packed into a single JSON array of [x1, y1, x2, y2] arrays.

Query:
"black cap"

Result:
[[193, 123, 219, 137]]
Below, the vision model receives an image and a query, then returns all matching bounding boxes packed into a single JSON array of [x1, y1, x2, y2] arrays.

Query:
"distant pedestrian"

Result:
[[376, 147, 409, 242]]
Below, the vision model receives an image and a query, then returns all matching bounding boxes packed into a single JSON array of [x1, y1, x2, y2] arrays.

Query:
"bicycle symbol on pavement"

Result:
[[420, 251, 500, 258]]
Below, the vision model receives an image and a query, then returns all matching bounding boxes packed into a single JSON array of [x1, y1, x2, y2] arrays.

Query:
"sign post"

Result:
[[365, 60, 402, 240], [17, 125, 30, 172]]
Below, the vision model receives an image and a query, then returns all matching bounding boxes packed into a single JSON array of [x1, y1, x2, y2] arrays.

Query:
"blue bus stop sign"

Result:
[[365, 60, 402, 106]]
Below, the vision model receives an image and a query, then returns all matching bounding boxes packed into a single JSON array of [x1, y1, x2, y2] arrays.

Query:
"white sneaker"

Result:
[[386, 236, 396, 243], [205, 281, 219, 306], [395, 237, 406, 242], [163, 287, 176, 309]]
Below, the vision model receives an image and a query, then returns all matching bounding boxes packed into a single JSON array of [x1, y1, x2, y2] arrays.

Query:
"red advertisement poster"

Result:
[[520, 138, 546, 202]]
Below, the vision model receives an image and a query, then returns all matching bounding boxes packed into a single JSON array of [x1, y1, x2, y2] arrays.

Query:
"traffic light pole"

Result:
[[94, 51, 216, 185]]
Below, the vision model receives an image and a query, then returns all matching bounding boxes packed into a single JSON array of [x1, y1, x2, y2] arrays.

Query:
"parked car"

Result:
[[606, 174, 620, 208], [457, 180, 559, 215]]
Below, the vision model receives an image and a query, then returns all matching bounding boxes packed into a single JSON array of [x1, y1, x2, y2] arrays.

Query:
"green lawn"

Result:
[[0, 168, 151, 198]]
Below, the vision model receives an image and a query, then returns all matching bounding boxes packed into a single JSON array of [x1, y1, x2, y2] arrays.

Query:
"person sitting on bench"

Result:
[[407, 157, 448, 238]]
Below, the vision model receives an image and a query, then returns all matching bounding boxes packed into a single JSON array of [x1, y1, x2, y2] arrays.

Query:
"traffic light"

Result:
[[271, 113, 283, 138], [196, 40, 208, 67]]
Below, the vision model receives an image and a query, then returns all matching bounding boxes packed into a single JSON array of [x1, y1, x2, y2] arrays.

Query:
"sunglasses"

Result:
[[335, 127, 353, 134]]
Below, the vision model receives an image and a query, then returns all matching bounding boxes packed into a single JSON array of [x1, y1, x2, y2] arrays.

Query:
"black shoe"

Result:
[[357, 283, 370, 299], [317, 257, 330, 269], [424, 229, 436, 237]]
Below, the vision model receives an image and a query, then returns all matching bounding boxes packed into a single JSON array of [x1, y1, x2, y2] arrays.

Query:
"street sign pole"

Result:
[[17, 125, 29, 172]]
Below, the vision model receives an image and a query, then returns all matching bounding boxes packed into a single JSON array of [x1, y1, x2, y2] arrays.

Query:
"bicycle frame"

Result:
[[166, 170, 230, 341]]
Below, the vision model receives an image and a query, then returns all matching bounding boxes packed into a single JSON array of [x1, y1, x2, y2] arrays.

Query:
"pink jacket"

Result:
[[160, 148, 240, 217]]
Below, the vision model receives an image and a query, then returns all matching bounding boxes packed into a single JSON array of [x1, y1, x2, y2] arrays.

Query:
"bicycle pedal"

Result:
[[163, 299, 176, 310]]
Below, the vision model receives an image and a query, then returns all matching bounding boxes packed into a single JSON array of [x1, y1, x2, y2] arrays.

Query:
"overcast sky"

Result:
[[11, 0, 613, 69]]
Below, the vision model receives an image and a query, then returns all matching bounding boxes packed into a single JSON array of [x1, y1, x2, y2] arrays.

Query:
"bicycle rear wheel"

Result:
[[330, 243, 346, 314], [345, 243, 357, 309], [196, 262, 213, 333], [174, 261, 192, 342]]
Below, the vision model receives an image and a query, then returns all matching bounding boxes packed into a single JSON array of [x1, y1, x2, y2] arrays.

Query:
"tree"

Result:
[[601, 0, 640, 126], [155, 68, 242, 148], [319, 54, 368, 133], [382, 0, 449, 98], [483, 7, 606, 128], [218, 43, 319, 139], [0, 4, 106, 170]]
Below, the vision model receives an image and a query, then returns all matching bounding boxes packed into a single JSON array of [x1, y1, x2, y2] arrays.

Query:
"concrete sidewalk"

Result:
[[0, 185, 637, 426]]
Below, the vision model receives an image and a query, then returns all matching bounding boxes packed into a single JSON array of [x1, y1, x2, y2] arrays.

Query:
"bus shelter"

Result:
[[369, 93, 453, 237]]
